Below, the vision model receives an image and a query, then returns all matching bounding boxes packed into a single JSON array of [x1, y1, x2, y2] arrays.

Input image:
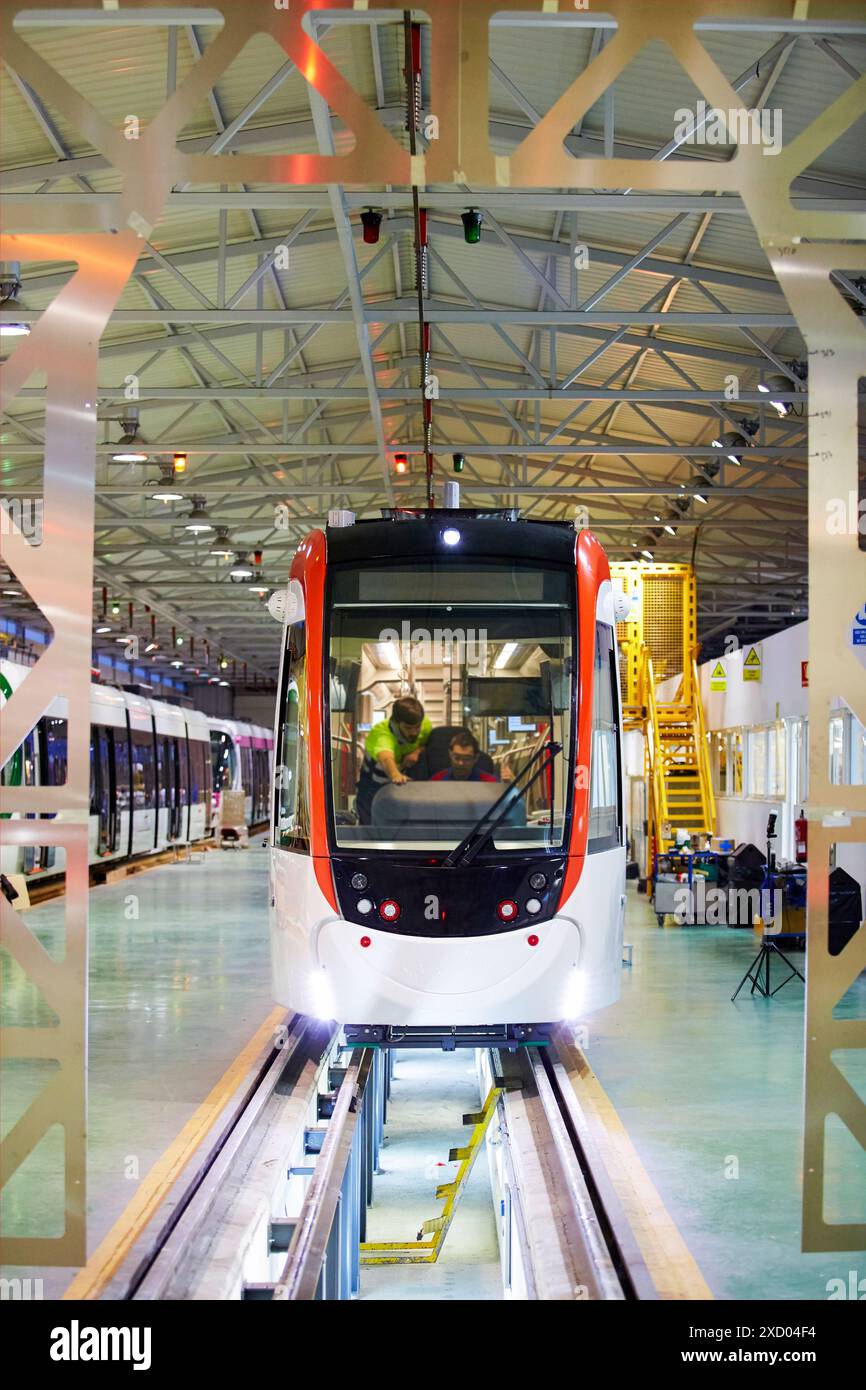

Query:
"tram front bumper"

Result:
[[313, 916, 584, 1026]]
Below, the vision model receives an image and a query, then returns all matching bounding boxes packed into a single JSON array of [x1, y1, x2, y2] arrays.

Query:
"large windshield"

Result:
[[328, 560, 574, 851]]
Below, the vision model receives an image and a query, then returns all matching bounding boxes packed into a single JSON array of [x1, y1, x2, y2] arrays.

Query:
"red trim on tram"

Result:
[[558, 530, 610, 909], [290, 529, 337, 911]]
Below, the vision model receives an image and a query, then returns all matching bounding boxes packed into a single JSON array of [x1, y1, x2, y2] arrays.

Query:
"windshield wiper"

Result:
[[443, 740, 562, 868]]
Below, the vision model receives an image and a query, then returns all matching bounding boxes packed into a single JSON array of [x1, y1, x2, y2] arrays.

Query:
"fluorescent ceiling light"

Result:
[[494, 642, 519, 670]]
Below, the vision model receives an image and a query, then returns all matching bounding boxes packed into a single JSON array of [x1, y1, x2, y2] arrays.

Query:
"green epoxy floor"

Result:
[[587, 885, 866, 1302], [1, 844, 274, 1297], [2, 856, 863, 1301]]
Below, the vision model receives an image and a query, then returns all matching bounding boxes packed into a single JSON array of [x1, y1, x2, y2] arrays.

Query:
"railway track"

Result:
[[100, 1019, 655, 1302]]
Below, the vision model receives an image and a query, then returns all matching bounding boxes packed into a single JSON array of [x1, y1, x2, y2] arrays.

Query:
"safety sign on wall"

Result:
[[743, 645, 762, 683], [853, 605, 866, 646], [710, 661, 727, 692]]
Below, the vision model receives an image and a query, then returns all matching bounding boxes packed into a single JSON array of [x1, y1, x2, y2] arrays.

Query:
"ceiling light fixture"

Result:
[[0, 262, 30, 337], [112, 408, 149, 464], [229, 552, 253, 582], [210, 526, 233, 558], [184, 496, 213, 533]]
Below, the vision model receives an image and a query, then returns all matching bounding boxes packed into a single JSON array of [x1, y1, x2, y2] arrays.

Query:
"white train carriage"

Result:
[[1, 658, 217, 883]]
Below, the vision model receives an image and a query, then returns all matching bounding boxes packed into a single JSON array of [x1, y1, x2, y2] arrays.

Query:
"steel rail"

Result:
[[273, 1048, 375, 1301], [495, 1040, 657, 1300], [114, 1015, 336, 1300]]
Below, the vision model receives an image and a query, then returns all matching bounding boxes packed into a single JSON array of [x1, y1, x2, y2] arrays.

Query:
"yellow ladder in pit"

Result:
[[360, 1084, 504, 1266]]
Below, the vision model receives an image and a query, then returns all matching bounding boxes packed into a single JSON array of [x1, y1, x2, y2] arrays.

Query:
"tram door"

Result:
[[92, 724, 118, 855], [159, 735, 183, 840]]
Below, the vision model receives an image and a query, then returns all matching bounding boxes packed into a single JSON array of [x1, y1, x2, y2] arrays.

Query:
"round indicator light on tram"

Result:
[[529, 872, 547, 891], [351, 872, 368, 890], [357, 898, 373, 915], [526, 898, 542, 915], [527, 934, 540, 948], [360, 936, 372, 949], [497, 900, 518, 922], [442, 528, 461, 547], [379, 899, 401, 923]]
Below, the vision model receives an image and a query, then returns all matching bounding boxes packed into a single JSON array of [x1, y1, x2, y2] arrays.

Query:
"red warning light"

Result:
[[394, 453, 408, 475]]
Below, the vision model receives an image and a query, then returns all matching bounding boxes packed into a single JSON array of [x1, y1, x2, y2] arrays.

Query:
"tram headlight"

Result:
[[529, 872, 547, 891], [357, 898, 373, 915], [309, 968, 335, 1022], [442, 528, 461, 547], [562, 967, 585, 1019], [526, 898, 542, 915], [351, 872, 368, 891]]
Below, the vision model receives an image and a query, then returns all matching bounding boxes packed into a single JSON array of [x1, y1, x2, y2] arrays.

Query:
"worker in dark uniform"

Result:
[[431, 731, 498, 783], [355, 695, 432, 824]]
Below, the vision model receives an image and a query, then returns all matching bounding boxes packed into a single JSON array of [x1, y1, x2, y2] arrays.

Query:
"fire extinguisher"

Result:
[[794, 809, 808, 864]]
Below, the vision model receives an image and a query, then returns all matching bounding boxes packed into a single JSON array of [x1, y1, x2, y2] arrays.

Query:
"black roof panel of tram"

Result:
[[325, 512, 578, 566]]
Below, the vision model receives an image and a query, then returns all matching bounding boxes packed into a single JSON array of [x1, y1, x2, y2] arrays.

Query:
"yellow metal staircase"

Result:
[[612, 563, 716, 879]]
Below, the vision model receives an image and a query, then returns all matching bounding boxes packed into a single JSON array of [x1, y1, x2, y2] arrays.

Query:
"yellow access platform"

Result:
[[611, 562, 716, 881]]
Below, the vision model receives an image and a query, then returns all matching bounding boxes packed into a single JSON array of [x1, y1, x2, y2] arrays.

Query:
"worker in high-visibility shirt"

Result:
[[355, 695, 431, 824]]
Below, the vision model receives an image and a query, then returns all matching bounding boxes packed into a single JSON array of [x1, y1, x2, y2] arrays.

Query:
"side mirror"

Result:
[[267, 578, 305, 626], [613, 590, 636, 623]]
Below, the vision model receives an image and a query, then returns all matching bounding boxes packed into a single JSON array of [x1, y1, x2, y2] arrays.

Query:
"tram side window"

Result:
[[211, 731, 237, 794], [179, 736, 190, 807], [156, 736, 168, 808], [240, 743, 253, 796], [2, 729, 38, 787], [588, 622, 622, 854], [131, 732, 156, 809], [43, 717, 68, 785], [275, 621, 309, 850], [115, 731, 131, 812], [189, 738, 204, 804]]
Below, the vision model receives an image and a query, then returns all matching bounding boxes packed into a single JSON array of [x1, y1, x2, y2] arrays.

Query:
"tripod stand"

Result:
[[731, 933, 805, 1000], [731, 813, 805, 1002]]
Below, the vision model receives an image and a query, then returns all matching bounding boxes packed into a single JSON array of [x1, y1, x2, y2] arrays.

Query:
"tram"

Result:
[[269, 509, 628, 1046], [0, 658, 272, 881]]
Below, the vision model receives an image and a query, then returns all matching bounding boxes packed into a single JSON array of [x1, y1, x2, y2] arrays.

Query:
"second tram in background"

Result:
[[269, 507, 629, 1047], [0, 657, 273, 882]]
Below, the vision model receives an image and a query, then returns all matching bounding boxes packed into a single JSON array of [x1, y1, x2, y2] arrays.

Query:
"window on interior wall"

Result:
[[768, 722, 786, 798], [730, 730, 744, 796], [789, 718, 807, 809], [747, 727, 767, 797], [851, 714, 866, 785], [829, 714, 845, 785], [713, 732, 728, 796]]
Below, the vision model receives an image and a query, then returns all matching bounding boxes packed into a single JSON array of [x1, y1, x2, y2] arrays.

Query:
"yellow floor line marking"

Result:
[[63, 1006, 286, 1301], [555, 1028, 714, 1300]]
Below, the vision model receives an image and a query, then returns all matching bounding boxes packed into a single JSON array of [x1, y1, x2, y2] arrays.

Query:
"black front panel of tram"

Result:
[[325, 514, 577, 568], [331, 855, 566, 937]]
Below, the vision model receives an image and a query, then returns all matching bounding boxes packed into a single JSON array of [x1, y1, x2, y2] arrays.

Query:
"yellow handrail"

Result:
[[691, 656, 716, 837], [640, 646, 667, 877]]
